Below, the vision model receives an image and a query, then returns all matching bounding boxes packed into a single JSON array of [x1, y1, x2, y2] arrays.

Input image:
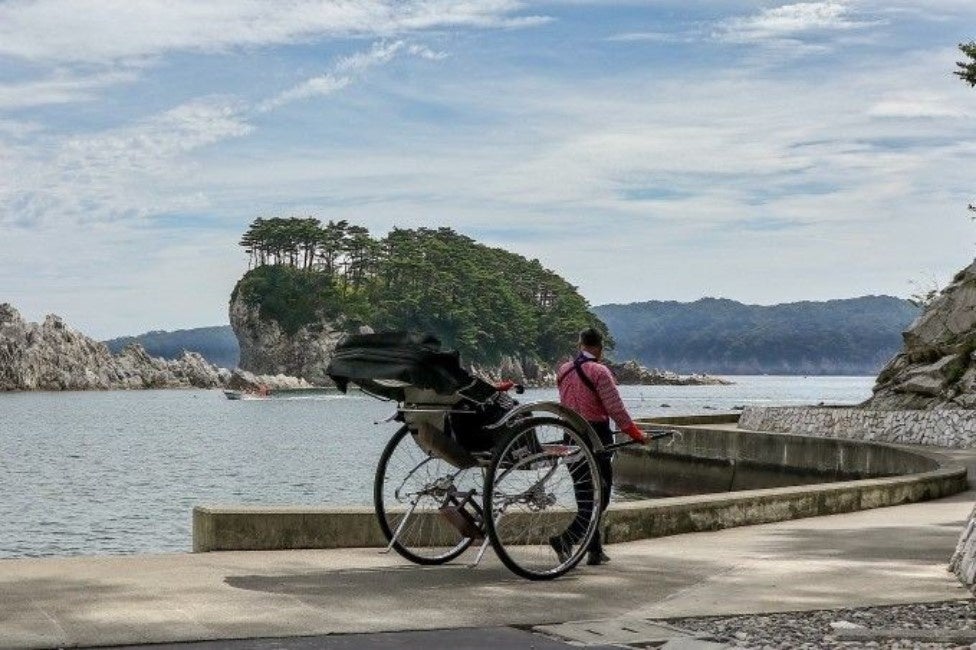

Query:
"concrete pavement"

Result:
[[1, 487, 973, 649]]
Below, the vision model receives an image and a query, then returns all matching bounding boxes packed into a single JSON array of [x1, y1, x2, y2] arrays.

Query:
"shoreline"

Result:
[[0, 378, 877, 560]]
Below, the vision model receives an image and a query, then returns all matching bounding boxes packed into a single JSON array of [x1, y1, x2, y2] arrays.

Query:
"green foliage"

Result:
[[233, 265, 342, 336], [959, 41, 976, 215], [233, 218, 605, 365], [958, 41, 976, 87], [594, 297, 920, 375]]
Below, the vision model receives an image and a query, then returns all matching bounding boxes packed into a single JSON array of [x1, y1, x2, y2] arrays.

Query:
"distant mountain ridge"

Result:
[[108, 295, 920, 376], [593, 296, 919, 376], [104, 326, 239, 370]]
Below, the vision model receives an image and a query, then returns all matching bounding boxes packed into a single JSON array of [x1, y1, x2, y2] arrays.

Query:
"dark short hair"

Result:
[[579, 327, 603, 348]]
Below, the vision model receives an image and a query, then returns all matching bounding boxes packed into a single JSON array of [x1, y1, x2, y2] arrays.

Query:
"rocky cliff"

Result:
[[229, 293, 345, 386], [865, 260, 976, 409], [0, 304, 227, 391]]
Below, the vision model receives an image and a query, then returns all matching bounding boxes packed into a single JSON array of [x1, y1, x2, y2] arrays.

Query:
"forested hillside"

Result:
[[594, 297, 919, 375], [104, 326, 239, 369], [232, 218, 607, 366]]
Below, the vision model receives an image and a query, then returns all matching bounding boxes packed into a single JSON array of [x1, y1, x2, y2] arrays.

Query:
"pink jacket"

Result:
[[557, 354, 634, 431]]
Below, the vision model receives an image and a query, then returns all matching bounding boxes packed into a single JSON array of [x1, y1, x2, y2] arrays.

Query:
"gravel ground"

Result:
[[664, 600, 976, 649]]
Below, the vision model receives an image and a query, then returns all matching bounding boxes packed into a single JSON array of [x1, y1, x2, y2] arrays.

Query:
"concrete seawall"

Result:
[[194, 505, 388, 552], [193, 415, 968, 552], [617, 418, 940, 495]]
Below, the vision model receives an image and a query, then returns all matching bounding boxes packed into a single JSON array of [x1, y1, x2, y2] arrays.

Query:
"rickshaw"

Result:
[[326, 332, 674, 581]]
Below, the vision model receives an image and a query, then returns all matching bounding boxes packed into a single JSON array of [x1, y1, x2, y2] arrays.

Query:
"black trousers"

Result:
[[561, 420, 614, 552]]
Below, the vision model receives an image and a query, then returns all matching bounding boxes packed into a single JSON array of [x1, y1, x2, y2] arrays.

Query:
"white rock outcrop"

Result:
[[229, 295, 344, 386], [606, 360, 732, 386], [0, 303, 225, 391], [468, 355, 557, 388]]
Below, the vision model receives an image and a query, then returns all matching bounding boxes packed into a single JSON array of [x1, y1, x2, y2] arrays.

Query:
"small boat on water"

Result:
[[223, 387, 333, 400], [223, 384, 271, 400]]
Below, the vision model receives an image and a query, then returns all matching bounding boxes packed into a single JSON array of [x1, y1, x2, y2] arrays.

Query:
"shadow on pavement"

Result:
[[222, 553, 726, 629], [758, 523, 966, 564]]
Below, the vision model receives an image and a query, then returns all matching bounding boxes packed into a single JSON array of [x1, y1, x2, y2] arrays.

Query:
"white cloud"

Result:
[[867, 0, 976, 19], [2, 97, 253, 227], [0, 39, 443, 226], [408, 44, 449, 60], [0, 0, 542, 64], [0, 69, 140, 109], [186, 40, 975, 306], [868, 93, 970, 119], [0, 119, 42, 138], [717, 1, 878, 44], [259, 40, 441, 112], [606, 31, 695, 44], [4, 0, 976, 331], [335, 40, 407, 74], [258, 75, 352, 113], [176, 40, 976, 234]]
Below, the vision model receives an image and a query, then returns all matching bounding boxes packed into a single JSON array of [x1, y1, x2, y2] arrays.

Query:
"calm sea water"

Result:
[[0, 376, 873, 558]]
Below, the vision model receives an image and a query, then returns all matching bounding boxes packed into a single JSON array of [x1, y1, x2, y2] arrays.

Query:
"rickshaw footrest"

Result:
[[438, 504, 483, 540]]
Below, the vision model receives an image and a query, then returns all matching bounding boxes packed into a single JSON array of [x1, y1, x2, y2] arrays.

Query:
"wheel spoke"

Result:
[[484, 418, 603, 580], [374, 426, 478, 565]]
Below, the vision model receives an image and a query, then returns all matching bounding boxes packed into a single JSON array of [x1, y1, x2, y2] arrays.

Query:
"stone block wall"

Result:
[[738, 406, 976, 448]]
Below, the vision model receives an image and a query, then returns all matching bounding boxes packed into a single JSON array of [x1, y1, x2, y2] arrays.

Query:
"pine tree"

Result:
[[957, 41, 976, 87], [960, 42, 976, 214]]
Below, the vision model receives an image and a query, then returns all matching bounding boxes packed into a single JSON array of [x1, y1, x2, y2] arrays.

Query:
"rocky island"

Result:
[[0, 303, 227, 391], [0, 220, 729, 392], [229, 218, 727, 388]]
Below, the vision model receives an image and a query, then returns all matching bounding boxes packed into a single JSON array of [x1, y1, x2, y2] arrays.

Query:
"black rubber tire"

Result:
[[483, 416, 602, 580], [373, 425, 474, 565]]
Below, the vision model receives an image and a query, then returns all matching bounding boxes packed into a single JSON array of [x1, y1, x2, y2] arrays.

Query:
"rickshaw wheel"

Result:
[[374, 425, 477, 565], [483, 416, 602, 580]]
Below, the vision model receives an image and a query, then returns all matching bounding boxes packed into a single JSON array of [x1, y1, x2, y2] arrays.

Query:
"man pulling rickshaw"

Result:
[[326, 331, 672, 580]]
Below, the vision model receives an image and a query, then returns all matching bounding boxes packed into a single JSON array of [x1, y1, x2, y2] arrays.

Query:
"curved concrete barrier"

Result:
[[606, 460, 965, 545], [193, 415, 968, 552], [617, 416, 942, 496]]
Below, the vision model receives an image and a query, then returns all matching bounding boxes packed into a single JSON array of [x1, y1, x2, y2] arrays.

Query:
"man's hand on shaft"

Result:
[[623, 422, 646, 444]]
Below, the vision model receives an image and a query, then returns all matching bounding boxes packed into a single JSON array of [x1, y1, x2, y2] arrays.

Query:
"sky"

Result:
[[1, 0, 975, 338]]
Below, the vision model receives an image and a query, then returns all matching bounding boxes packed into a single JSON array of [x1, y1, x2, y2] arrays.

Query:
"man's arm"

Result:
[[592, 366, 645, 441]]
